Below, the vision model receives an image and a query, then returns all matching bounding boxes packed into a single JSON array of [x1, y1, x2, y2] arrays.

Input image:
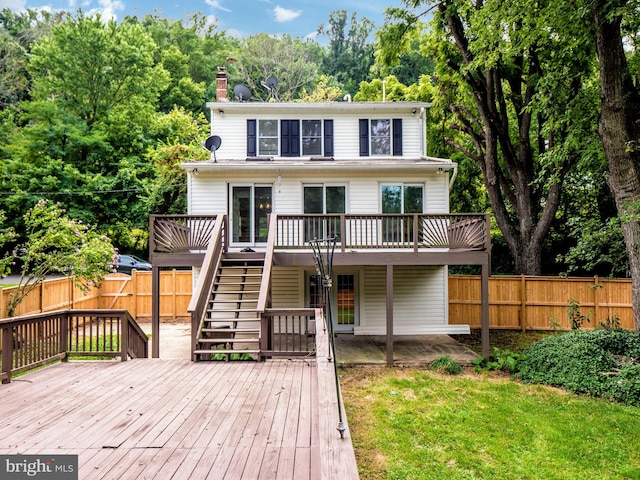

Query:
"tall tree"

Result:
[[231, 33, 320, 101], [0, 8, 61, 108], [0, 11, 169, 254], [589, 0, 640, 328], [317, 10, 375, 95], [381, 1, 598, 274]]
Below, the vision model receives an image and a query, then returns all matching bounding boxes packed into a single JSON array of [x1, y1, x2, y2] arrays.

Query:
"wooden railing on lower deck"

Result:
[[260, 308, 319, 357], [1, 309, 148, 384], [274, 213, 490, 251]]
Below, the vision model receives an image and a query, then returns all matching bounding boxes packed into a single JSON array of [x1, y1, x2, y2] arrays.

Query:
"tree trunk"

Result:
[[593, 7, 640, 330]]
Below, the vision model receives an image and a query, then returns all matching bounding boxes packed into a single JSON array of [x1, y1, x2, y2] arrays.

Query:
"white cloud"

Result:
[[205, 0, 231, 12], [87, 0, 124, 21], [0, 0, 26, 9], [273, 5, 301, 23]]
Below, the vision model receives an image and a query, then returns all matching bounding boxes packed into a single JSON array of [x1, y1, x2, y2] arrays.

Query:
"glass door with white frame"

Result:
[[231, 185, 272, 246]]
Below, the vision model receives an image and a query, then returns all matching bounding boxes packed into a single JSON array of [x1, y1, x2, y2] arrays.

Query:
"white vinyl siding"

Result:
[[271, 267, 302, 308], [356, 265, 448, 335], [208, 110, 424, 161]]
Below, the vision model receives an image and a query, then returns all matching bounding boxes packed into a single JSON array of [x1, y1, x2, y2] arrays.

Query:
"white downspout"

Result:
[[448, 164, 458, 191]]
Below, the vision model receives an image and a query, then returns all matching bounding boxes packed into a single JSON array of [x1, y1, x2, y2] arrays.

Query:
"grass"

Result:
[[340, 367, 640, 480]]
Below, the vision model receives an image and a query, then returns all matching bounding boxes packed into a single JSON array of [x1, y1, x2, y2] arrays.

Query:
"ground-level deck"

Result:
[[0, 357, 356, 479]]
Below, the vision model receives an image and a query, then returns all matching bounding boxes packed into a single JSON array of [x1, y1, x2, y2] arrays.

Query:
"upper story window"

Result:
[[302, 120, 322, 156], [247, 119, 334, 158], [259, 120, 278, 156], [359, 119, 403, 157]]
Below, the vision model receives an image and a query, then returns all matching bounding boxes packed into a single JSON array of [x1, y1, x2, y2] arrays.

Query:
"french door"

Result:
[[230, 185, 272, 245], [308, 272, 358, 332]]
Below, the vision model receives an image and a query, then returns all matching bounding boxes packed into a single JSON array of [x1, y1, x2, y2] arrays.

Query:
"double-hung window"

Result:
[[359, 118, 403, 156], [303, 185, 346, 241], [258, 120, 278, 156]]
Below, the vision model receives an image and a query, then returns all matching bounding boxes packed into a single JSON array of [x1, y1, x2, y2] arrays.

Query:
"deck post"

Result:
[[151, 266, 160, 358], [481, 262, 490, 360], [386, 264, 394, 366], [2, 325, 12, 384]]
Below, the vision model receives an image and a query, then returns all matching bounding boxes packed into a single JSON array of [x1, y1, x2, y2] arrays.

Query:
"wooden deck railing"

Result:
[[150, 214, 223, 255], [1, 309, 148, 384], [260, 308, 318, 357], [274, 213, 490, 251]]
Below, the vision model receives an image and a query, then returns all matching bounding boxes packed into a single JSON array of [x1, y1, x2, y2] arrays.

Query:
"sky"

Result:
[[0, 0, 404, 39]]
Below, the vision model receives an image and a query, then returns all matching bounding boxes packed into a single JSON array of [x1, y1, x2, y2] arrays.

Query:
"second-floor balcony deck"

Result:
[[149, 213, 490, 268]]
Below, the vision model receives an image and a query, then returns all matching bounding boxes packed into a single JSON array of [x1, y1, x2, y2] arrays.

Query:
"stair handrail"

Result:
[[188, 215, 226, 357], [256, 213, 276, 313]]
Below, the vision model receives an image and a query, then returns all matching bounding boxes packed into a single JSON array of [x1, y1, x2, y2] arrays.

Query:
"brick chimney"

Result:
[[216, 66, 228, 102]]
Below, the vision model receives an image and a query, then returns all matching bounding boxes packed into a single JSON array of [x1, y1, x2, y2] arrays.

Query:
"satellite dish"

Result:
[[233, 84, 252, 102], [201, 135, 222, 162], [261, 75, 280, 101], [265, 75, 278, 89]]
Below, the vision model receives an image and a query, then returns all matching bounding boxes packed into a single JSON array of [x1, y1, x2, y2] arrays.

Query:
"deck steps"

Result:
[[195, 253, 265, 361]]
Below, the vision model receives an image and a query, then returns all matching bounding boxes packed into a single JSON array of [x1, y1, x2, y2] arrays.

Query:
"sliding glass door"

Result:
[[231, 185, 272, 245]]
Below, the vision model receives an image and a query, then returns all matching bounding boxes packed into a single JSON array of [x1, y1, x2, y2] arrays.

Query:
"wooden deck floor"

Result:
[[0, 355, 358, 479]]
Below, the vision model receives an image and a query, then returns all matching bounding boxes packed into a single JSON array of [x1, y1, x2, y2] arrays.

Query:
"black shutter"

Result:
[[281, 120, 300, 157], [359, 119, 369, 156], [324, 120, 334, 157], [393, 118, 403, 156], [247, 119, 256, 157]]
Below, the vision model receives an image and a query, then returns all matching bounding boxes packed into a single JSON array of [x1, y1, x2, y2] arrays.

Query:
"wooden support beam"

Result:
[[481, 263, 490, 360], [386, 264, 394, 366], [152, 266, 160, 358]]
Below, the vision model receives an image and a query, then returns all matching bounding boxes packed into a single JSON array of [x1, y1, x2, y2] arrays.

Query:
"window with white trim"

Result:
[[258, 119, 278, 156], [359, 118, 403, 156]]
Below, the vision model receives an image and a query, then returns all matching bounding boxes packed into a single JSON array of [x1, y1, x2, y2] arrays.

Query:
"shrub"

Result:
[[429, 355, 463, 375], [471, 347, 525, 373], [516, 329, 640, 405]]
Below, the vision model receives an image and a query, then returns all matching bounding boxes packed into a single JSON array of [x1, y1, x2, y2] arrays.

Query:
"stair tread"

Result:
[[194, 349, 261, 354], [205, 318, 260, 322], [199, 338, 259, 343], [207, 308, 260, 312], [202, 328, 259, 333]]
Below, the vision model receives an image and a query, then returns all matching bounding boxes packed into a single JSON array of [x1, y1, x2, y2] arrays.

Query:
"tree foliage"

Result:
[[317, 10, 375, 95], [380, 0, 600, 275], [2, 200, 117, 316], [231, 33, 320, 101]]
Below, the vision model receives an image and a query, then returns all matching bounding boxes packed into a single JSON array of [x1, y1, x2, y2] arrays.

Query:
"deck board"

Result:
[[0, 347, 358, 479]]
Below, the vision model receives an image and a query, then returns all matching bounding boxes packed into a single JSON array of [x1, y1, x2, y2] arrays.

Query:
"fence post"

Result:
[[520, 274, 527, 332], [172, 269, 177, 321], [593, 275, 599, 327], [0, 286, 4, 319], [131, 270, 138, 320]]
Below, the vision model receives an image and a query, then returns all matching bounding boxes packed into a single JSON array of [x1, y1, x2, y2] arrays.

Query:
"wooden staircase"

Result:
[[194, 253, 265, 360]]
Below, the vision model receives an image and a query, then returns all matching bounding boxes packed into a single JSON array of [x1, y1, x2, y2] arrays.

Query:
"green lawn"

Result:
[[340, 367, 640, 480]]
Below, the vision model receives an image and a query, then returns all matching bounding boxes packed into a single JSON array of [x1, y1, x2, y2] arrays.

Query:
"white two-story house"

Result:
[[148, 68, 491, 364]]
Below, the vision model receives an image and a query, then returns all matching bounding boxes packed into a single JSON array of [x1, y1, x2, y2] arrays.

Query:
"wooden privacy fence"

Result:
[[0, 271, 193, 322], [449, 275, 635, 331], [1, 272, 636, 331]]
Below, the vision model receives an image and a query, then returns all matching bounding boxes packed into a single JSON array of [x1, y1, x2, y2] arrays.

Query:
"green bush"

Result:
[[516, 329, 640, 405], [471, 347, 525, 373], [429, 355, 463, 375]]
